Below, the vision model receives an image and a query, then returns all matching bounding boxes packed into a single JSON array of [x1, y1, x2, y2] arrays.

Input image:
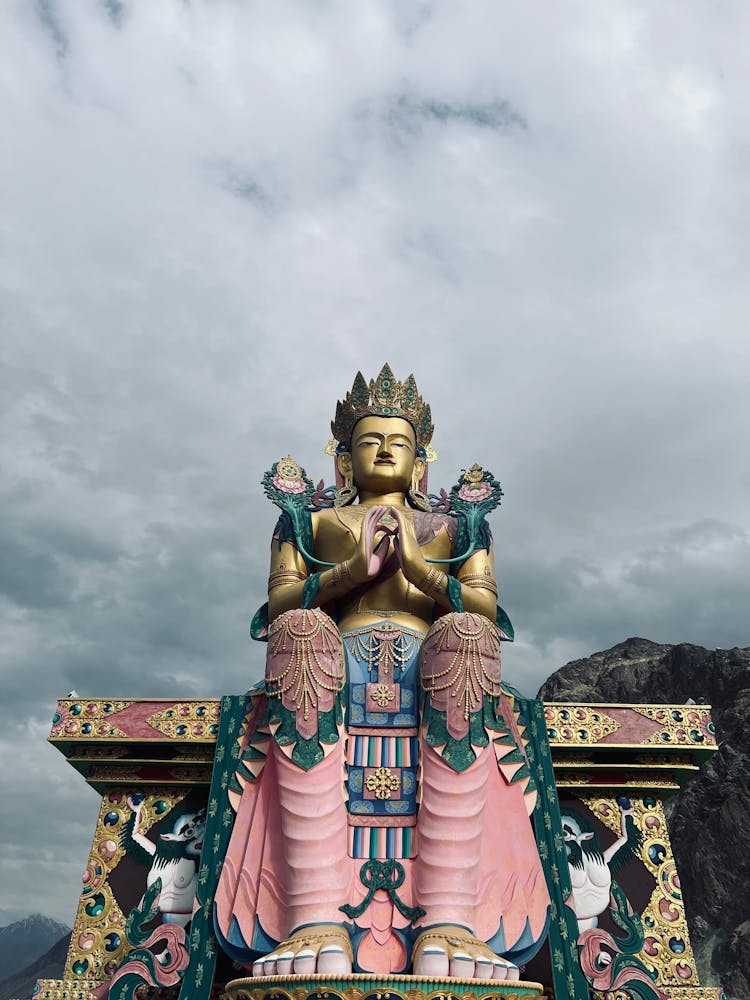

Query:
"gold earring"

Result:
[[408, 471, 431, 512], [334, 468, 358, 507]]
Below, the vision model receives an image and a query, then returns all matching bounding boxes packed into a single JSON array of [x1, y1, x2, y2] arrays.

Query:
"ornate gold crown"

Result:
[[331, 363, 434, 449]]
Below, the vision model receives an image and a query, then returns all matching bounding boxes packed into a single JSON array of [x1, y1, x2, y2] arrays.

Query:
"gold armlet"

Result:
[[459, 574, 499, 597], [268, 570, 306, 590]]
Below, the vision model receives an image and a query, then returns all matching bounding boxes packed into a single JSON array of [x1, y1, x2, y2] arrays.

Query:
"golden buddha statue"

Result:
[[214, 365, 549, 981]]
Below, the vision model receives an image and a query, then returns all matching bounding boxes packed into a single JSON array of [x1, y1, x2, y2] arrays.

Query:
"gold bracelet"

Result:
[[331, 561, 352, 589], [417, 567, 446, 596]]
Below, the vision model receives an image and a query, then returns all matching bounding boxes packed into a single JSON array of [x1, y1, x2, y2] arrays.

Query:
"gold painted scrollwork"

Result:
[[578, 795, 699, 987], [544, 706, 620, 745], [634, 705, 717, 748], [146, 701, 222, 740], [64, 787, 183, 982]]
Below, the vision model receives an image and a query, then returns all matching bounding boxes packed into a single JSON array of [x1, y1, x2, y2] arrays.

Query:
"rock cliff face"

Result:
[[538, 637, 750, 1000]]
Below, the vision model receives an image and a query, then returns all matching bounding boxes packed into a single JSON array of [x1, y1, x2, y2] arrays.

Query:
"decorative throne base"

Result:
[[43, 696, 722, 1000], [223, 974, 545, 1000]]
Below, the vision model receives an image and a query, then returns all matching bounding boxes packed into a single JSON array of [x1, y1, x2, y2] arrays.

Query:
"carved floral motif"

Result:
[[365, 766, 401, 800]]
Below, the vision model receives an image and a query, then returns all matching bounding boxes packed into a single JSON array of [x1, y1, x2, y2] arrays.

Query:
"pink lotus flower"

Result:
[[272, 474, 306, 494], [458, 481, 492, 502]]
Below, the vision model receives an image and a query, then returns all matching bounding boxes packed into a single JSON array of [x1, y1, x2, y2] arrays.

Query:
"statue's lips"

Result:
[[374, 459, 395, 466]]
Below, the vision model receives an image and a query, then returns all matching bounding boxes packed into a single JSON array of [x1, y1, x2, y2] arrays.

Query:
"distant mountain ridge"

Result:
[[538, 637, 750, 1000], [0, 914, 69, 985], [0, 930, 70, 1000]]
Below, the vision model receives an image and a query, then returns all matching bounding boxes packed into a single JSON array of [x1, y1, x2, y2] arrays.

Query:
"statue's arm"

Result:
[[454, 543, 498, 619], [266, 537, 311, 622], [393, 509, 497, 619], [418, 542, 496, 619], [266, 512, 373, 623]]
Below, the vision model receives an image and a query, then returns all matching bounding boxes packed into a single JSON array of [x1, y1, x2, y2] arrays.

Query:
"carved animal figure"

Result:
[[121, 796, 206, 928], [562, 799, 642, 932]]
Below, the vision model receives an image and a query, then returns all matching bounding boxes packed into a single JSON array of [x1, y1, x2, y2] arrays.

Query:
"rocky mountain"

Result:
[[538, 637, 750, 1000], [0, 931, 70, 1000], [0, 915, 70, 983]]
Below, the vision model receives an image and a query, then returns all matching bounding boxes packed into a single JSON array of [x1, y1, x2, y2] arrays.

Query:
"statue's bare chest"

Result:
[[313, 508, 453, 565]]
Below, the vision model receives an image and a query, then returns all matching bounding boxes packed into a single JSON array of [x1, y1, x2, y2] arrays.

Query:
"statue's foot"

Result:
[[251, 924, 353, 977], [412, 926, 520, 981]]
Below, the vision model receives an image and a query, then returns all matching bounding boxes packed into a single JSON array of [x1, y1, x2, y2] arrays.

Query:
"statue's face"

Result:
[[343, 415, 422, 494]]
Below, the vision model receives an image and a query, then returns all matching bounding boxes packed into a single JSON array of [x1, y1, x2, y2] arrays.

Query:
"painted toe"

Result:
[[450, 951, 475, 978], [474, 956, 494, 979], [317, 945, 352, 975], [293, 948, 317, 975], [504, 962, 520, 981], [492, 959, 508, 980], [414, 946, 449, 977], [275, 951, 294, 975]]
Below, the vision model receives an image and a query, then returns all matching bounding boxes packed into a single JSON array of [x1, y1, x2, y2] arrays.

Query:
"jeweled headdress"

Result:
[[331, 363, 434, 449]]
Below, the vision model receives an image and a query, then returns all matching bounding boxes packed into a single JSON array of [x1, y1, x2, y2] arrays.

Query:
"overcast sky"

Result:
[[1, 0, 748, 928]]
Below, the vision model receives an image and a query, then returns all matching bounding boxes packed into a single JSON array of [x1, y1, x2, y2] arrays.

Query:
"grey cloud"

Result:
[[35, 0, 68, 60], [25, 517, 122, 564], [501, 519, 750, 659], [222, 173, 272, 207], [0, 729, 101, 925], [0, 533, 75, 610], [382, 94, 527, 141], [102, 0, 125, 27]]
